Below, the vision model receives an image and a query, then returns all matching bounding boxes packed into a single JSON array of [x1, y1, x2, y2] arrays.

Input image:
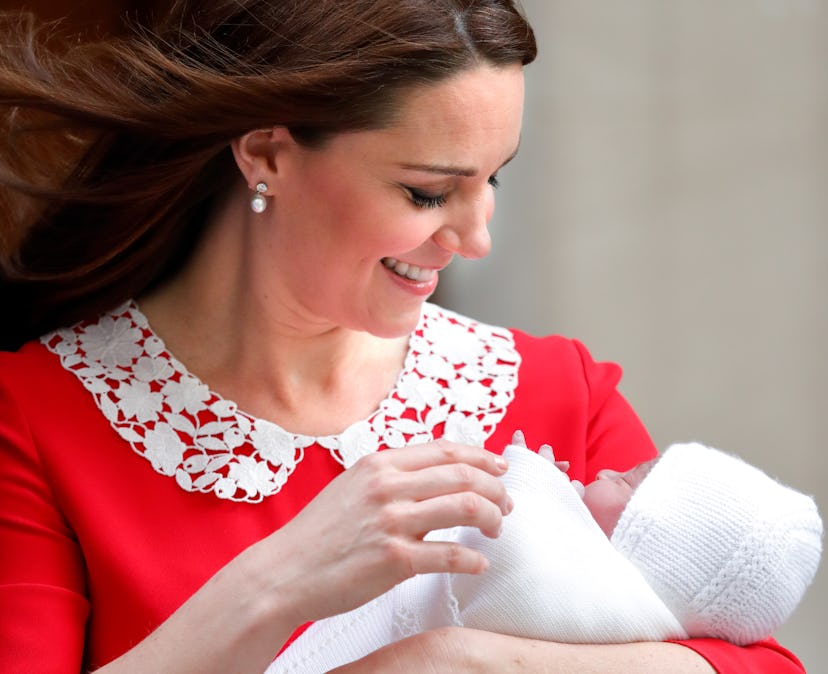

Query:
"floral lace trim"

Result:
[[42, 301, 520, 503]]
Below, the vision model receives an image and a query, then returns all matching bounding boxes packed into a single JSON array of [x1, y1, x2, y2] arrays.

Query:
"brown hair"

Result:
[[0, 0, 536, 350]]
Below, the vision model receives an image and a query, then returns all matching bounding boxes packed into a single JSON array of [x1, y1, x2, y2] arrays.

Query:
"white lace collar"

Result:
[[43, 301, 520, 503]]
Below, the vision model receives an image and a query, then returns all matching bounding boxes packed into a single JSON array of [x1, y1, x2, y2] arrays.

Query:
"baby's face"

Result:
[[582, 459, 658, 537]]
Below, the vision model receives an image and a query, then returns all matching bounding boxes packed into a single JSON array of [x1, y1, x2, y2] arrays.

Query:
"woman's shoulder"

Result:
[[0, 339, 76, 449], [0, 338, 62, 381], [424, 302, 617, 375], [424, 302, 574, 347], [0, 302, 121, 405]]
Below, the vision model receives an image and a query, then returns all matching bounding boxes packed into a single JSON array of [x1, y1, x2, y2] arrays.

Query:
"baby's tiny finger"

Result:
[[538, 444, 555, 462]]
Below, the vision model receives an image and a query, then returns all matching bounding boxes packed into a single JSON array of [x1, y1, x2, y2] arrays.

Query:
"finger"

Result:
[[538, 444, 555, 461], [511, 429, 527, 447], [407, 539, 490, 576], [378, 439, 508, 475], [408, 491, 505, 539], [396, 462, 512, 515]]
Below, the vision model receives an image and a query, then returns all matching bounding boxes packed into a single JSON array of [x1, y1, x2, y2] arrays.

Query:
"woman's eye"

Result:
[[408, 187, 447, 209], [406, 176, 498, 209]]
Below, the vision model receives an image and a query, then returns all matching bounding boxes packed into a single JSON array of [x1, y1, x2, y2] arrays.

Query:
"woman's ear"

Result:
[[231, 126, 296, 191]]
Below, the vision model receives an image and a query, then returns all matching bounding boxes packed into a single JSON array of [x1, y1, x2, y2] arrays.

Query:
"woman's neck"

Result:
[[137, 188, 410, 436]]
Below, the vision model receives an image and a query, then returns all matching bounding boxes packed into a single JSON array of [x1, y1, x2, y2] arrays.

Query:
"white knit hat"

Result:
[[610, 442, 822, 645]]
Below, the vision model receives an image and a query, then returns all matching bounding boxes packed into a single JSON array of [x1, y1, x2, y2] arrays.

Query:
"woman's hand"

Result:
[[255, 440, 513, 626], [100, 441, 511, 674]]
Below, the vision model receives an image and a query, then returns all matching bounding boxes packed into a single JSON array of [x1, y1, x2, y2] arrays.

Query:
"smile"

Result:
[[381, 258, 437, 283]]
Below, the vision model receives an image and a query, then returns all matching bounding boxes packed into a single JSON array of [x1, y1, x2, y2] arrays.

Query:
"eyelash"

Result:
[[408, 175, 500, 209]]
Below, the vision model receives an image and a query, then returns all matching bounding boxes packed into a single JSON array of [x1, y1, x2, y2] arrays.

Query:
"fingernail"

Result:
[[504, 495, 514, 514], [511, 430, 527, 447], [495, 456, 508, 471]]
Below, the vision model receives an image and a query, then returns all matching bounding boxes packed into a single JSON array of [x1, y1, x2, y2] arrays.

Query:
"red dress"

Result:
[[0, 301, 804, 673]]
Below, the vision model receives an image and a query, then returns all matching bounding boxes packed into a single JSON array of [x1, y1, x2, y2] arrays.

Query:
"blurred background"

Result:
[[2, 0, 826, 670], [438, 1, 828, 670]]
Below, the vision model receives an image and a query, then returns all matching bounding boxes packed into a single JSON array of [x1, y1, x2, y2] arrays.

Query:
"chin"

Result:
[[367, 318, 420, 340], [363, 304, 425, 339]]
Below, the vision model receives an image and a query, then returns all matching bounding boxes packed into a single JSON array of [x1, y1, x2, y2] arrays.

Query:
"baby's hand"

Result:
[[511, 430, 529, 448], [512, 431, 570, 471], [512, 431, 585, 498], [538, 443, 570, 474]]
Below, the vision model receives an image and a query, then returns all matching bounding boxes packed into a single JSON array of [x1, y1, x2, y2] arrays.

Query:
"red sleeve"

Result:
[[674, 637, 806, 674], [497, 332, 807, 674], [575, 341, 807, 674], [494, 333, 658, 482], [573, 340, 807, 674], [571, 339, 658, 481], [0, 352, 90, 673]]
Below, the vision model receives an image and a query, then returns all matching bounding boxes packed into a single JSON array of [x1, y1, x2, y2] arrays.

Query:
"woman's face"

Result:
[[260, 63, 525, 337], [582, 459, 658, 538]]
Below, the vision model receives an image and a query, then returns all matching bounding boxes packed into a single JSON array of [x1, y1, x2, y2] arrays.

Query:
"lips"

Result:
[[381, 257, 437, 283]]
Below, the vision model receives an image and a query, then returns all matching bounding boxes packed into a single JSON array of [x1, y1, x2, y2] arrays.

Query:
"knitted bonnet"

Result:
[[610, 442, 822, 645]]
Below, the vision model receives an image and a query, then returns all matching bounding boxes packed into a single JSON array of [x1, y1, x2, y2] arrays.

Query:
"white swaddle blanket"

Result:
[[266, 445, 686, 674]]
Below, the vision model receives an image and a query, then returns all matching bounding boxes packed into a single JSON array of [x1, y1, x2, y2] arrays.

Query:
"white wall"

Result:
[[437, 1, 828, 670]]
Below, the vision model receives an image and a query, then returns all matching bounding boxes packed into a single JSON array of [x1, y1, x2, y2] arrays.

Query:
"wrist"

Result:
[[96, 544, 308, 674], [230, 539, 308, 639]]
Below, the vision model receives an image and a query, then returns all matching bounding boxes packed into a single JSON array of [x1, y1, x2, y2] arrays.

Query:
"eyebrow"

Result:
[[397, 141, 521, 177]]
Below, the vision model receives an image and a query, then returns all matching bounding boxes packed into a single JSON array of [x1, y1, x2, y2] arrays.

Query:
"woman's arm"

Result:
[[2, 438, 514, 674], [332, 629, 807, 674], [1, 349, 515, 674], [329, 627, 716, 674]]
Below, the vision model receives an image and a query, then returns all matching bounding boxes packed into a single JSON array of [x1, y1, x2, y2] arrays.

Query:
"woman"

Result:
[[0, 1, 807, 672]]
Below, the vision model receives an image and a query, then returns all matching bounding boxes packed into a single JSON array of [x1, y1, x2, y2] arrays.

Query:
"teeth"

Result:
[[396, 261, 410, 276], [381, 258, 436, 283]]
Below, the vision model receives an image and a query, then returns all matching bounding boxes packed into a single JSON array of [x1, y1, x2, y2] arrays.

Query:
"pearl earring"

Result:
[[250, 182, 268, 213]]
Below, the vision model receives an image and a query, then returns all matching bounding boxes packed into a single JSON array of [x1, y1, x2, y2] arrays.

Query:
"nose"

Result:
[[432, 191, 493, 260]]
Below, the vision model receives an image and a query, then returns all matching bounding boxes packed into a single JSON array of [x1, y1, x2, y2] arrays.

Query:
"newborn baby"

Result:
[[267, 437, 822, 673]]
